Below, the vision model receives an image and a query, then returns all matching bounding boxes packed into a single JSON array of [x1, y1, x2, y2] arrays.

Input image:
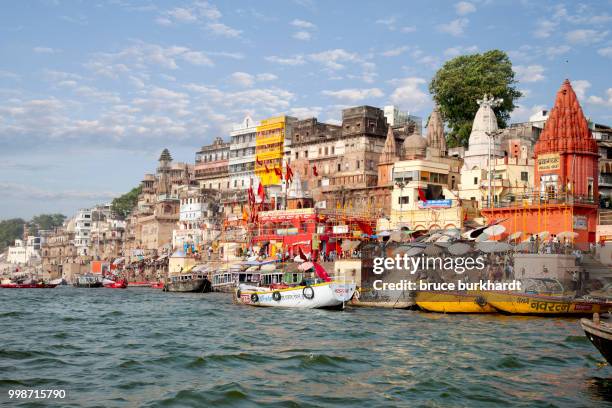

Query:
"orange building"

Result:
[[482, 79, 599, 246]]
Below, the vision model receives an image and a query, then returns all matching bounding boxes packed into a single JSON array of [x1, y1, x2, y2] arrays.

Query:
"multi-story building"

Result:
[[195, 137, 230, 191], [255, 115, 297, 186], [384, 105, 422, 134], [594, 124, 612, 204], [74, 208, 92, 256], [229, 116, 258, 190], [173, 186, 222, 249], [41, 226, 81, 280]]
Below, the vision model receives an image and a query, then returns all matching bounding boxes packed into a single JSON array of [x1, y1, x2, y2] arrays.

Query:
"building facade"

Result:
[[229, 116, 258, 190], [195, 137, 230, 191]]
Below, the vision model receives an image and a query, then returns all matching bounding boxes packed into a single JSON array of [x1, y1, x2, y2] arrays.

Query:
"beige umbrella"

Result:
[[536, 231, 550, 239], [406, 246, 425, 256], [390, 231, 403, 242], [557, 231, 578, 239], [424, 244, 443, 256], [475, 233, 491, 242], [448, 242, 472, 256], [484, 224, 506, 237], [507, 231, 523, 241]]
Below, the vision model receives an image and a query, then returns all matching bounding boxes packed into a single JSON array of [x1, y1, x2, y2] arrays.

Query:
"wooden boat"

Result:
[[350, 287, 415, 309], [103, 278, 128, 289], [235, 280, 356, 310], [415, 291, 496, 313], [485, 292, 612, 315], [163, 273, 212, 293], [581, 313, 612, 364], [1, 282, 57, 289], [73, 274, 104, 288]]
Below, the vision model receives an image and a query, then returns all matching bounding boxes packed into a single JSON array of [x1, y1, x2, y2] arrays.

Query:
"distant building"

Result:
[[74, 208, 92, 256], [195, 137, 230, 191], [229, 116, 258, 190], [383, 105, 422, 134]]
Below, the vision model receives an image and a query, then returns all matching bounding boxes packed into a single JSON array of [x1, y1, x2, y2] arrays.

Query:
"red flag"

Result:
[[285, 164, 293, 182], [356, 220, 373, 236], [257, 182, 265, 201], [313, 262, 332, 282], [298, 247, 308, 262], [417, 186, 427, 202], [265, 164, 270, 174], [256, 156, 262, 166], [312, 165, 318, 177], [274, 167, 282, 177], [247, 186, 255, 206]]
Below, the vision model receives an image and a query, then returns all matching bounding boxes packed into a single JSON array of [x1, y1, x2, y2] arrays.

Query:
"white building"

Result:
[[74, 208, 92, 256], [462, 95, 505, 172], [229, 116, 258, 190], [7, 237, 42, 265], [384, 105, 423, 134]]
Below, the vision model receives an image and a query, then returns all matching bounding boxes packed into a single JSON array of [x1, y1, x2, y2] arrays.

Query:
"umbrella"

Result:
[[536, 231, 550, 239], [557, 231, 578, 239], [261, 263, 276, 271], [515, 242, 532, 252], [425, 233, 442, 243], [390, 231, 403, 242], [298, 261, 314, 271], [378, 230, 391, 237], [448, 242, 472, 256], [424, 244, 443, 256], [245, 265, 260, 272], [406, 246, 425, 256], [484, 224, 506, 237], [507, 231, 523, 241], [475, 233, 491, 242], [436, 235, 451, 243], [392, 245, 413, 255], [477, 242, 513, 253], [442, 229, 461, 238], [293, 255, 305, 263]]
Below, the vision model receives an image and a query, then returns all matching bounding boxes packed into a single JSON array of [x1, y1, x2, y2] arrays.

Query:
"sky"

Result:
[[1, 0, 612, 219]]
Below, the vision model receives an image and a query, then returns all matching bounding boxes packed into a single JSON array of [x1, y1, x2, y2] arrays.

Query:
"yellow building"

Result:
[[255, 115, 296, 186]]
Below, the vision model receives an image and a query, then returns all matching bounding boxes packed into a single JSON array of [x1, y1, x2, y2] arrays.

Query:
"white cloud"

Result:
[[381, 46, 409, 57], [597, 47, 612, 57], [290, 106, 323, 118], [0, 183, 119, 201], [588, 88, 612, 107], [230, 72, 255, 87], [571, 80, 591, 100], [293, 31, 311, 41], [206, 22, 242, 38], [514, 65, 545, 83], [376, 17, 397, 31], [565, 29, 608, 44], [437, 18, 468, 36], [443, 45, 478, 57], [256, 73, 277, 81], [455, 1, 476, 15], [545, 45, 571, 58], [389, 77, 429, 110], [309, 49, 358, 70], [265, 55, 305, 65], [400, 26, 417, 33], [33, 46, 60, 54], [322, 88, 384, 102], [291, 19, 316, 29], [511, 104, 547, 123]]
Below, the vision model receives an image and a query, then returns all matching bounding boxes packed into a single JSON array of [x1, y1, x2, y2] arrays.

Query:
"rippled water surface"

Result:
[[1, 288, 611, 407]]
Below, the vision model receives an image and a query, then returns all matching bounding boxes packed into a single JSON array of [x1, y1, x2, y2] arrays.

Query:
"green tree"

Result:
[[429, 49, 522, 148], [0, 218, 25, 251], [29, 213, 66, 234], [111, 185, 142, 219]]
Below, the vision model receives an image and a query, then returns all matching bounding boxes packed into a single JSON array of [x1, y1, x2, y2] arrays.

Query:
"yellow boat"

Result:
[[485, 292, 612, 315], [415, 291, 496, 313]]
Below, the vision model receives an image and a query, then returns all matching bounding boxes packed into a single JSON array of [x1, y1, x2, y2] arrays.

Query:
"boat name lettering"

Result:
[[529, 301, 570, 313]]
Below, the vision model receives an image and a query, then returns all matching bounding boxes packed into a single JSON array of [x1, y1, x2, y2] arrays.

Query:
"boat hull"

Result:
[[0, 283, 58, 289], [73, 282, 104, 288], [236, 282, 356, 309], [103, 279, 128, 289], [163, 279, 211, 293], [350, 288, 414, 309], [486, 292, 612, 315], [581, 317, 612, 364], [416, 291, 496, 313]]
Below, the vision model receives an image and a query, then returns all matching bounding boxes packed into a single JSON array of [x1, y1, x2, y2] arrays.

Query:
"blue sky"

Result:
[[1, 0, 611, 219]]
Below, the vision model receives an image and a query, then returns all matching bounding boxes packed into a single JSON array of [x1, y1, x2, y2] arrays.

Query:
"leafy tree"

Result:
[[111, 185, 142, 219], [429, 50, 522, 148], [0, 218, 25, 251], [29, 213, 66, 234]]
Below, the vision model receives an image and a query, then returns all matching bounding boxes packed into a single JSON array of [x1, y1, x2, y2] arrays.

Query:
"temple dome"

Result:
[[402, 133, 427, 159]]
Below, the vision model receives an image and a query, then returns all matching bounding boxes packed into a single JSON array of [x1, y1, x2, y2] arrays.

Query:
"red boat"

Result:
[[151, 281, 165, 289], [129, 281, 155, 287], [103, 278, 128, 289], [1, 283, 58, 289]]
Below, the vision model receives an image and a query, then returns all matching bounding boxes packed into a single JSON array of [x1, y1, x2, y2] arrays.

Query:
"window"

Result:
[[325, 147, 328, 155], [474, 177, 479, 185], [337, 163, 341, 171], [356, 160, 360, 169], [295, 152, 299, 159], [331, 146, 335, 155], [398, 196, 409, 205], [521, 171, 528, 182], [304, 150, 308, 158]]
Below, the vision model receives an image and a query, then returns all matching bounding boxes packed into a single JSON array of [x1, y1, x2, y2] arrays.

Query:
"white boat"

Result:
[[235, 281, 356, 310]]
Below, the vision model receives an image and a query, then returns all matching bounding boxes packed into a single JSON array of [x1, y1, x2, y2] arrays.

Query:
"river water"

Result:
[[1, 288, 611, 407]]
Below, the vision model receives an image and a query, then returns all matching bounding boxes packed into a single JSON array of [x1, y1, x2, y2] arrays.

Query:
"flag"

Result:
[[256, 156, 262, 166], [313, 262, 332, 282], [356, 220, 373, 236], [417, 186, 427, 202], [257, 182, 265, 201], [247, 186, 255, 206], [286, 164, 293, 182], [242, 207, 248, 221], [265, 164, 270, 174], [274, 167, 282, 177], [312, 165, 318, 176], [298, 247, 308, 262]]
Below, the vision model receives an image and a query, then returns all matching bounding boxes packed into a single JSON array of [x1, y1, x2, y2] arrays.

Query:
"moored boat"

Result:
[[0, 281, 58, 289], [73, 274, 104, 288], [163, 273, 212, 293], [485, 291, 612, 315], [103, 278, 128, 289], [415, 290, 496, 313], [235, 280, 355, 309], [581, 313, 612, 364]]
